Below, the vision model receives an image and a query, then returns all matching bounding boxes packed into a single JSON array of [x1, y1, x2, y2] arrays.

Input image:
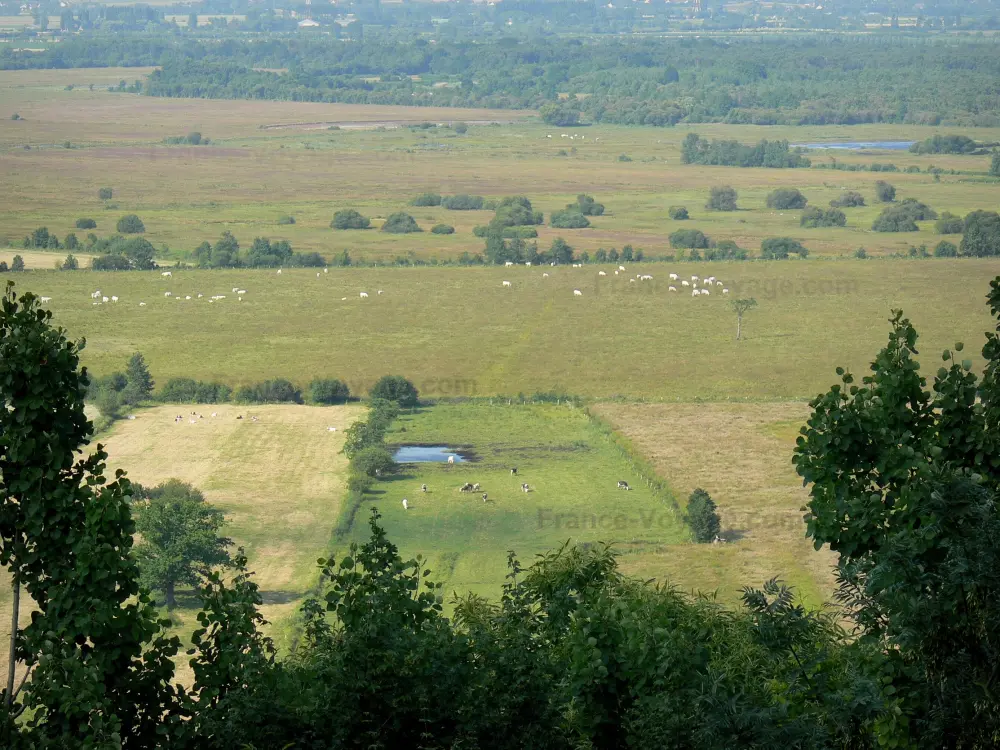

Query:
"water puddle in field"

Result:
[[393, 445, 471, 463], [792, 141, 915, 150]]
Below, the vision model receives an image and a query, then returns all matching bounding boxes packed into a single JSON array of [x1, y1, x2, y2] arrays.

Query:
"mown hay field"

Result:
[[8, 258, 1000, 401], [1, 69, 999, 261]]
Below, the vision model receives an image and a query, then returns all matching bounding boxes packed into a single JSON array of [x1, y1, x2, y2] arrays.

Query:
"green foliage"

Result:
[[855, 247, 868, 259], [617, 153, 632, 162], [351, 445, 396, 478], [75, 217, 97, 229], [133, 479, 233, 609], [371, 375, 419, 407], [453, 122, 468, 134], [669, 228, 709, 249], [800, 206, 846, 228], [430, 223, 455, 235], [63, 232, 78, 250], [686, 488, 721, 542], [61, 253, 79, 270], [704, 240, 749, 260], [731, 297, 758, 340], [158, 377, 232, 403], [909, 134, 979, 154], [411, 192, 442, 207], [236, 379, 303, 404], [549, 209, 590, 229], [309, 377, 351, 404], [539, 102, 581, 126], [116, 213, 146, 233], [331, 209, 371, 230], [934, 211, 964, 234], [122, 351, 154, 404], [568, 194, 604, 216], [441, 194, 484, 210], [761, 237, 808, 259], [793, 285, 1000, 747], [98, 186, 113, 200], [277, 214, 295, 225], [830, 191, 865, 208], [25, 226, 54, 249], [668, 205, 689, 220], [381, 212, 422, 233], [933, 240, 958, 257], [959, 210, 1000, 257], [89, 235, 156, 270], [991, 151, 1000, 177], [874, 180, 896, 202], [766, 188, 808, 209], [872, 199, 936, 232], [682, 133, 810, 168], [10, 255, 24, 272], [706, 185, 738, 211]]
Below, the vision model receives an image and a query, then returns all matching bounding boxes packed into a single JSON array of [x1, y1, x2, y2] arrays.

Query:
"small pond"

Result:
[[792, 141, 916, 151], [393, 445, 469, 463]]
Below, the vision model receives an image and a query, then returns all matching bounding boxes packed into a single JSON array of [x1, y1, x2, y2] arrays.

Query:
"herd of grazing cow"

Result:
[[499, 264, 731, 299]]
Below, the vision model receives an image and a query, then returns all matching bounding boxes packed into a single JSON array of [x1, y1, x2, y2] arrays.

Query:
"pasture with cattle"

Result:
[[2, 24, 1000, 747]]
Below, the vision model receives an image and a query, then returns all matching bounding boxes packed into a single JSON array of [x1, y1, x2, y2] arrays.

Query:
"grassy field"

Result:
[[344, 402, 688, 603], [592, 401, 835, 607], [5, 258, 999, 401], [1, 69, 999, 261], [0, 402, 364, 683]]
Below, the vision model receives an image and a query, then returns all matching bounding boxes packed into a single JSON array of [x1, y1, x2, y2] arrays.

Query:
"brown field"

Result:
[[0, 249, 94, 268], [592, 401, 837, 606]]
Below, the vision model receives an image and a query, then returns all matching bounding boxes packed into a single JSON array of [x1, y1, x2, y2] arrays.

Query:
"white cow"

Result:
[[543, 273, 549, 278], [717, 281, 723, 287], [185, 296, 191, 300], [161, 271, 172, 277], [682, 280, 690, 287], [525, 262, 532, 267], [91, 290, 101, 299], [402, 498, 409, 511], [448, 455, 456, 464], [692, 289, 699, 297], [139, 302, 146, 306], [197, 293, 203, 298], [505, 261, 514, 267], [691, 275, 699, 281], [573, 289, 583, 296], [723, 288, 729, 295], [277, 269, 282, 275], [324, 268, 329, 273], [619, 265, 626, 271], [102, 296, 108, 303], [359, 291, 369, 299], [598, 271, 607, 277], [377, 290, 383, 295], [165, 292, 172, 297], [502, 280, 512, 287], [703, 290, 711, 296], [237, 290, 247, 295], [111, 296, 118, 303], [40, 296, 51, 302], [669, 273, 678, 281], [668, 286, 677, 292]]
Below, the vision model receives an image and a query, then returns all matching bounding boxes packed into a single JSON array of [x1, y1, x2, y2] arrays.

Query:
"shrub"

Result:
[[617, 154, 632, 162], [277, 215, 296, 225], [761, 237, 808, 259], [960, 210, 1000, 257], [411, 193, 442, 207], [704, 240, 749, 261], [76, 218, 97, 229], [898, 198, 937, 221], [668, 206, 689, 220], [830, 191, 866, 208], [331, 209, 371, 230], [442, 194, 485, 210], [62, 254, 79, 270], [935, 212, 964, 234], [351, 446, 396, 478], [855, 248, 868, 259], [765, 188, 807, 210], [370, 375, 419, 407], [347, 474, 374, 494], [453, 122, 468, 134], [116, 214, 145, 234], [10, 255, 25, 272], [98, 187, 113, 200], [569, 194, 605, 216], [550, 210, 590, 229], [235, 379, 302, 404], [0, 262, 7, 272], [800, 207, 847, 228], [159, 378, 232, 403], [933, 240, 958, 257], [500, 226, 537, 239], [686, 488, 721, 543], [91, 254, 132, 271], [669, 229, 710, 249], [874, 180, 896, 202], [381, 213, 421, 233], [431, 224, 455, 235], [309, 378, 351, 405], [64, 233, 79, 250], [872, 200, 935, 232], [706, 186, 738, 211]]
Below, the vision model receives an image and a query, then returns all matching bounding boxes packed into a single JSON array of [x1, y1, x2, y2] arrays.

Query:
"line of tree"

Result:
[[193, 232, 324, 268], [682, 134, 811, 168]]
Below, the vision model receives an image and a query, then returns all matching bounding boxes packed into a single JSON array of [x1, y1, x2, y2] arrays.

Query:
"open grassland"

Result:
[[344, 402, 688, 602], [0, 249, 93, 268], [1, 71, 999, 261], [592, 401, 835, 607], [8, 259, 1000, 401]]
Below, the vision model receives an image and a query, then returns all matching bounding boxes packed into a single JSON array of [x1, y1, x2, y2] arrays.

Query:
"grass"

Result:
[[1, 70, 999, 261], [5, 258, 999, 401], [592, 401, 835, 608], [341, 402, 688, 603]]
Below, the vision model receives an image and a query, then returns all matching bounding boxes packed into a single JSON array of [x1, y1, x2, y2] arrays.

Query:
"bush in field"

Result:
[[706, 186, 738, 211], [874, 180, 896, 202], [933, 240, 958, 257], [76, 218, 97, 229], [765, 188, 807, 210], [668, 206, 689, 220], [158, 378, 233, 403], [442, 194, 485, 210], [568, 194, 604, 216], [350, 446, 396, 478], [686, 488, 721, 543], [669, 228, 710, 249], [98, 187, 113, 200], [277, 215, 296, 225], [116, 214, 145, 234], [830, 191, 866, 208], [411, 193, 442, 207], [872, 200, 935, 232], [934, 212, 964, 234], [331, 209, 371, 230], [235, 379, 302, 404], [61, 254, 79, 270], [431, 224, 455, 235], [761, 237, 808, 259], [10, 255, 25, 272], [550, 210, 590, 229], [309, 378, 351, 405], [380, 213, 422, 233], [704, 240, 749, 260], [800, 207, 847, 228], [370, 375, 419, 407]]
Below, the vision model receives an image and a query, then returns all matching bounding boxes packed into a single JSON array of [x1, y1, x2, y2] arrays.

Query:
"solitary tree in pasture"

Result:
[[133, 479, 232, 610], [706, 185, 738, 211], [731, 297, 758, 340], [686, 488, 721, 542], [123, 351, 154, 404], [10, 256, 24, 272], [991, 150, 1000, 177]]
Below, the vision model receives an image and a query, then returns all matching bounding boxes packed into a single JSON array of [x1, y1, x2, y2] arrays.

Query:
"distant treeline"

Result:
[[681, 134, 811, 168], [6, 35, 1000, 126]]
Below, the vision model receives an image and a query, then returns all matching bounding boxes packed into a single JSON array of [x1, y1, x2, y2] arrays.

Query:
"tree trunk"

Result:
[[736, 314, 743, 341], [6, 579, 18, 706], [165, 580, 176, 611]]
